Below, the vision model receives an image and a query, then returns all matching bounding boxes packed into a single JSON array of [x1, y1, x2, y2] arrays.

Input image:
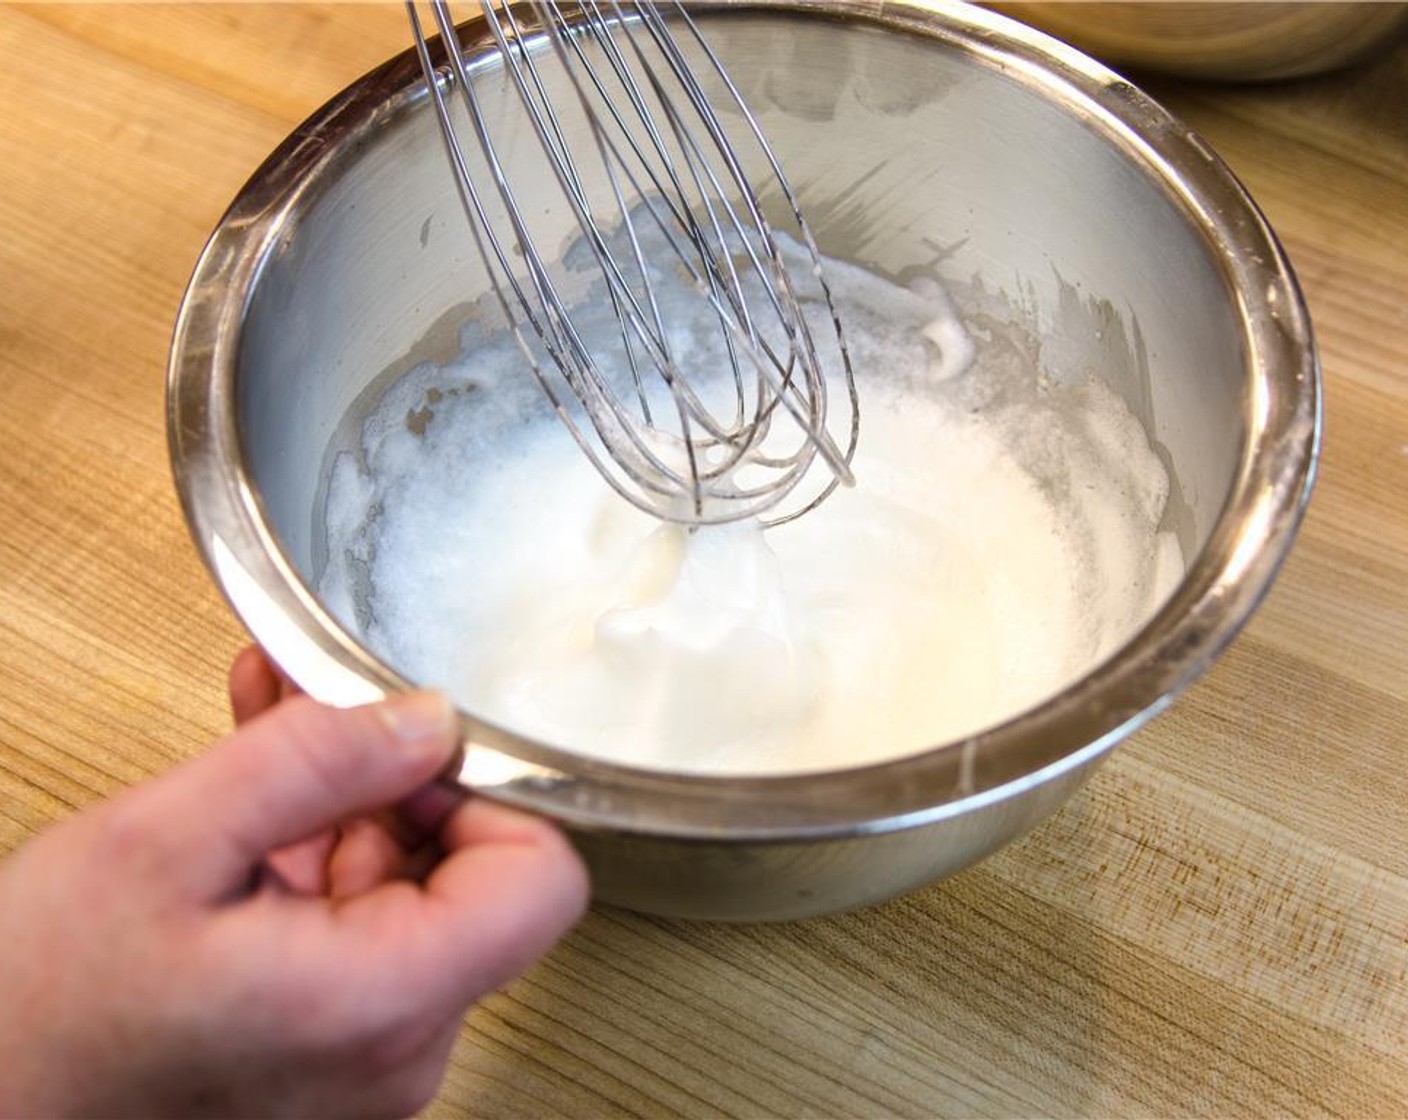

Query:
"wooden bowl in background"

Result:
[[991, 2, 1408, 81]]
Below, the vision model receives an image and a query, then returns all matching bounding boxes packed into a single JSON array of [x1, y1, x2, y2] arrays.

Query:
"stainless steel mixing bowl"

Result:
[[168, 0, 1319, 921]]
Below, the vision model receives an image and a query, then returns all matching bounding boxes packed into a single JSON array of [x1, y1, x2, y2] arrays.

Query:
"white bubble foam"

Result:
[[319, 248, 1183, 775]]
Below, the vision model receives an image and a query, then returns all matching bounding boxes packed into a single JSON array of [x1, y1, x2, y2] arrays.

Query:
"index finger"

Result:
[[129, 693, 459, 900]]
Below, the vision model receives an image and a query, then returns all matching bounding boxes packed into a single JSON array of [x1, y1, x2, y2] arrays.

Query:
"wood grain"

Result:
[[1, 6, 1405, 1116]]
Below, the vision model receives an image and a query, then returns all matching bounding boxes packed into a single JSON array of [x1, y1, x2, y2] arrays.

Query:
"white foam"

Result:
[[319, 252, 1183, 775]]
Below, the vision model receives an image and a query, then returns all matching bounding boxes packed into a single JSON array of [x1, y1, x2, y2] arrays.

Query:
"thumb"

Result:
[[140, 692, 459, 900]]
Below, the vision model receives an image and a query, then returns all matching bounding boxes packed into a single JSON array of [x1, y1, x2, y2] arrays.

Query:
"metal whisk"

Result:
[[407, 0, 858, 526]]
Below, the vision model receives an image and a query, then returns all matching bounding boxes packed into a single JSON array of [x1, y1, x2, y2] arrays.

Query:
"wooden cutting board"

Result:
[[1, 5, 1404, 1115]]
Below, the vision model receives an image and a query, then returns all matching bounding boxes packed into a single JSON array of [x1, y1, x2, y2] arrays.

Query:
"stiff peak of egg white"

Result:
[[482, 519, 821, 764]]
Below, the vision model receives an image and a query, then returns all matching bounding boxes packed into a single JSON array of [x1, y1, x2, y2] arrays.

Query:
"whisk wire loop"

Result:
[[408, 0, 859, 525]]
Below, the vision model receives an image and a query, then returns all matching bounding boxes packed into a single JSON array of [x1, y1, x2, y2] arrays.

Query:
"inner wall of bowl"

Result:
[[238, 11, 1244, 599]]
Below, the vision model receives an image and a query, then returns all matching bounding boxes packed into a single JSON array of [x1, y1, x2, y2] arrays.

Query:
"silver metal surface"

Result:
[[167, 0, 1320, 921]]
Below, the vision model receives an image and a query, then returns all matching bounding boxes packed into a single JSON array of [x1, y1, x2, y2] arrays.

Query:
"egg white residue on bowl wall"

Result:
[[319, 242, 1184, 776]]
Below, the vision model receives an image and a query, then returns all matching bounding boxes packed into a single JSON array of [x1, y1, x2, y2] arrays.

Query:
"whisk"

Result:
[[407, 0, 858, 526]]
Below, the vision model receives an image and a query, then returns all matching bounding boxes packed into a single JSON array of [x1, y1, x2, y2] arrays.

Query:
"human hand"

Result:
[[0, 648, 588, 1118]]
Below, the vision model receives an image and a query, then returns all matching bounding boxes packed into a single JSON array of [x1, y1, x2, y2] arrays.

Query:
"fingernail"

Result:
[[377, 691, 457, 746]]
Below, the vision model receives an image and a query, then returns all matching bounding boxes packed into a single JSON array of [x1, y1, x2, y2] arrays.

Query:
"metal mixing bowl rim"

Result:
[[167, 0, 1320, 842]]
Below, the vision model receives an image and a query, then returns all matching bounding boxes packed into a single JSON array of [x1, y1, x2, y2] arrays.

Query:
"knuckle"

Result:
[[93, 791, 161, 866]]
